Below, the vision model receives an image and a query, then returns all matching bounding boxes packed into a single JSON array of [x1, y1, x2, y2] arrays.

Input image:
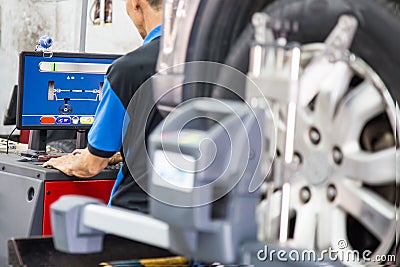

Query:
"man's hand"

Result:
[[43, 148, 109, 178], [108, 152, 123, 165]]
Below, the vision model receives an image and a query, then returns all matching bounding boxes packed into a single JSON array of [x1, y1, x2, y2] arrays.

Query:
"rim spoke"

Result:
[[292, 205, 317, 250], [316, 202, 334, 250], [332, 81, 385, 146], [336, 180, 395, 241], [329, 206, 362, 266], [299, 58, 334, 107], [314, 62, 353, 124], [256, 191, 281, 241], [340, 147, 397, 185], [328, 206, 348, 250]]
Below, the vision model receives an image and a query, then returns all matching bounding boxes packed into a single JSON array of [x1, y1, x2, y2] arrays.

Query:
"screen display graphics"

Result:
[[17, 51, 121, 130]]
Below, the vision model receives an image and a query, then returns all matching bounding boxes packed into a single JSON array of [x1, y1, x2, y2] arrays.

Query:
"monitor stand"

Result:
[[76, 130, 88, 149], [20, 130, 47, 158]]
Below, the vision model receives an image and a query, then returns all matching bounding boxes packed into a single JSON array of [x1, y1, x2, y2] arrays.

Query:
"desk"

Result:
[[0, 154, 117, 267]]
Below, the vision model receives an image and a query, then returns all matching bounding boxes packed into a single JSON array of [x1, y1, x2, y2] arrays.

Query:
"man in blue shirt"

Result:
[[44, 0, 163, 212]]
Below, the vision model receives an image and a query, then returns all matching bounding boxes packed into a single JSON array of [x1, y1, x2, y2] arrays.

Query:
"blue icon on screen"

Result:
[[58, 103, 73, 115], [56, 117, 72, 125]]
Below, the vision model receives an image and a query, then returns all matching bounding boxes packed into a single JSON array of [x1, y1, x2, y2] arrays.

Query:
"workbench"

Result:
[[0, 153, 117, 267]]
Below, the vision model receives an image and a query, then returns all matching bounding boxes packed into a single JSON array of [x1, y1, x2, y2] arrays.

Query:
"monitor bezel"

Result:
[[17, 51, 121, 130]]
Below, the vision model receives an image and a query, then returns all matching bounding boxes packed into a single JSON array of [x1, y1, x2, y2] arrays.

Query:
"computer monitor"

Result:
[[17, 51, 121, 130], [17, 51, 121, 154]]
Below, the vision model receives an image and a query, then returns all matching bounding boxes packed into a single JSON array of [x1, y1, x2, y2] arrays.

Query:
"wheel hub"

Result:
[[301, 149, 333, 185]]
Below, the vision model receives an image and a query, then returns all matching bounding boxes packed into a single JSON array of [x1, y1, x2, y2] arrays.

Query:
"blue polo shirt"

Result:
[[143, 25, 162, 45], [87, 25, 162, 209]]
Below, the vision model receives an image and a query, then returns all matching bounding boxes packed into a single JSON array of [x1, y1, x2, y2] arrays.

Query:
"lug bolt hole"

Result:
[[299, 187, 311, 204], [309, 127, 321, 145], [327, 184, 337, 202], [332, 146, 343, 165], [293, 152, 303, 166]]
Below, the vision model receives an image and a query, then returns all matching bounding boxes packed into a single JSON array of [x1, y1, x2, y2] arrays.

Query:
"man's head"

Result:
[[126, 0, 163, 39]]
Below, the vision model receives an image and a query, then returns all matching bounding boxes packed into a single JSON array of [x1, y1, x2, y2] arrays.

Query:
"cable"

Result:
[[6, 127, 17, 155]]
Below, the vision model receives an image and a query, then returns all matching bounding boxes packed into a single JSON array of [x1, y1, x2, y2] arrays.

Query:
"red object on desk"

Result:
[[19, 130, 30, 144], [42, 180, 114, 236]]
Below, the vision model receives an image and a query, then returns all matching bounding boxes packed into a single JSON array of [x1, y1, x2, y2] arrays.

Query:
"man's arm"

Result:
[[43, 148, 109, 178]]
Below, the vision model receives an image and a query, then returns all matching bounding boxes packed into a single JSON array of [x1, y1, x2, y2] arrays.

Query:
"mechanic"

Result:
[[44, 0, 163, 212]]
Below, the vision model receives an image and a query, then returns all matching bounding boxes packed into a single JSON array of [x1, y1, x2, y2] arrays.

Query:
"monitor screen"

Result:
[[17, 51, 121, 130]]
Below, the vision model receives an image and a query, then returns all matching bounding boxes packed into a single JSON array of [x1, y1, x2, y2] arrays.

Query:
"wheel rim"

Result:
[[260, 43, 399, 265]]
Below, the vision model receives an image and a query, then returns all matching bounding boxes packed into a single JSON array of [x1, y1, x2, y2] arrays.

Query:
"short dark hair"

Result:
[[147, 0, 162, 10]]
